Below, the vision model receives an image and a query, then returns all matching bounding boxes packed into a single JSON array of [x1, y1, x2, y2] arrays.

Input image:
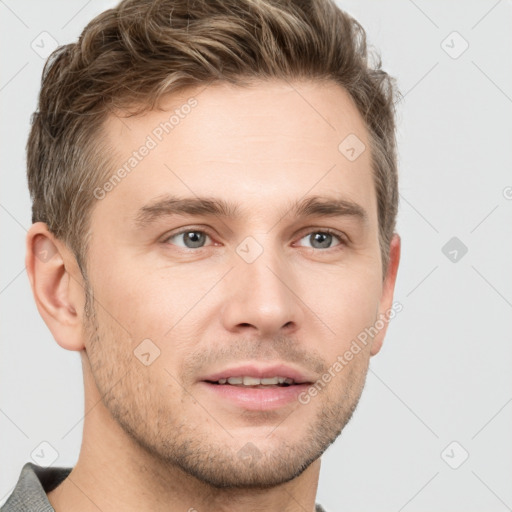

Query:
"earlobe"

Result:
[[370, 233, 401, 356], [25, 222, 86, 352]]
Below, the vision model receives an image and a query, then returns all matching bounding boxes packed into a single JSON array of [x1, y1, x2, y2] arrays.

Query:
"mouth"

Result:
[[205, 376, 298, 388], [199, 364, 315, 411]]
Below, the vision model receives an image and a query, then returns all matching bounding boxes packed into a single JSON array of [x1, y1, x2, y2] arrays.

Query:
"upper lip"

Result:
[[200, 363, 315, 384]]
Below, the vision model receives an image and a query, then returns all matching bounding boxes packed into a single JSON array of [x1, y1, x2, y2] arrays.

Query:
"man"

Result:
[[3, 0, 400, 510]]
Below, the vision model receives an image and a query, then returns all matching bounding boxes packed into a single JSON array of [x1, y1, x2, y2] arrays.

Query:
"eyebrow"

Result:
[[134, 193, 368, 228]]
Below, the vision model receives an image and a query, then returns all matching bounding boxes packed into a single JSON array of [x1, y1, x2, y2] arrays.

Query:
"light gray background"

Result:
[[1, 1, 511, 511]]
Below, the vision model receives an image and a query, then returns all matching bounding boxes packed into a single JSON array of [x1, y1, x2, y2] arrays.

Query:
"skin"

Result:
[[26, 80, 400, 512]]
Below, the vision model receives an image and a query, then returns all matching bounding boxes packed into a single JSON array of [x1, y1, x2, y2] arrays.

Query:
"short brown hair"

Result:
[[27, 0, 399, 276]]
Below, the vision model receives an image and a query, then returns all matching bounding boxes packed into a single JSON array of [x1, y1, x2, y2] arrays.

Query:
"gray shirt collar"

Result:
[[1, 462, 71, 511]]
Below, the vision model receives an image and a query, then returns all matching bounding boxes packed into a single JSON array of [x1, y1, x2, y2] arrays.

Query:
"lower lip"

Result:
[[199, 382, 310, 411]]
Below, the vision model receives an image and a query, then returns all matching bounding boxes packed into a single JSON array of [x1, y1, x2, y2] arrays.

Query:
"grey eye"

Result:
[[168, 230, 210, 249], [298, 231, 341, 249]]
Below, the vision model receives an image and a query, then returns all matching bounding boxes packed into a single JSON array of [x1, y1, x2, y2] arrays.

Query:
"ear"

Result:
[[370, 233, 401, 356], [25, 222, 86, 351]]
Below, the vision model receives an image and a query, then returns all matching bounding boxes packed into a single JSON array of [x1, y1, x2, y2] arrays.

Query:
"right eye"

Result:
[[163, 229, 213, 249]]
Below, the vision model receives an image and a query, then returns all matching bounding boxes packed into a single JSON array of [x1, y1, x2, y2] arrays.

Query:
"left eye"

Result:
[[165, 230, 212, 249], [297, 231, 343, 250]]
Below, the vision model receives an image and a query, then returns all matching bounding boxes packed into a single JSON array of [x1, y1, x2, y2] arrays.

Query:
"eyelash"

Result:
[[162, 227, 347, 251]]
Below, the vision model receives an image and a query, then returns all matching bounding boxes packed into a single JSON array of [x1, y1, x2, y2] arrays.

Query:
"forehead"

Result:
[[96, 80, 376, 227]]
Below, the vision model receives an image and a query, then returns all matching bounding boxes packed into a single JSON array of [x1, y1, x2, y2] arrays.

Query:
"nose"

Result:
[[220, 241, 301, 337]]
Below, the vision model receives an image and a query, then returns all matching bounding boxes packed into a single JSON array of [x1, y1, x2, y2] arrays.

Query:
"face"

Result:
[[82, 80, 395, 488]]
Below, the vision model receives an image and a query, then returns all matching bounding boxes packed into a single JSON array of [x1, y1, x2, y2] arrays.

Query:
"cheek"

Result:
[[88, 248, 182, 335], [85, 295, 182, 409], [90, 259, 228, 354], [303, 265, 381, 343]]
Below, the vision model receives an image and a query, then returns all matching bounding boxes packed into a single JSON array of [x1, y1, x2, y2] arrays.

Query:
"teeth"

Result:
[[218, 376, 295, 386], [243, 376, 261, 386]]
